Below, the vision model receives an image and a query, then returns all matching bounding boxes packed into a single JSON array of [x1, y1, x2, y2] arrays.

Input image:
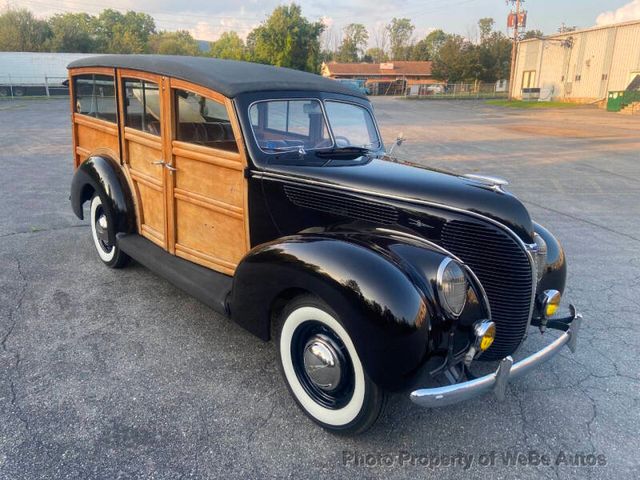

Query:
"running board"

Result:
[[116, 233, 232, 316]]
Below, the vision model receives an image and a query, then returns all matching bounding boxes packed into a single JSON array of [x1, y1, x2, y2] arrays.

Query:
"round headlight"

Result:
[[437, 258, 468, 317]]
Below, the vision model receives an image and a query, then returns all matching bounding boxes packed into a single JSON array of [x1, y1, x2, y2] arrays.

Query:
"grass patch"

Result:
[[485, 100, 580, 109]]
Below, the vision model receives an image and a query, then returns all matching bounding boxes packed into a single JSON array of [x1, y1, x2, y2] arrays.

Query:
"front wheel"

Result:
[[275, 295, 386, 434], [89, 195, 129, 268]]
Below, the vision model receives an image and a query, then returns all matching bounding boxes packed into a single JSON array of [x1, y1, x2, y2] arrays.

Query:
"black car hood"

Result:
[[265, 157, 535, 242]]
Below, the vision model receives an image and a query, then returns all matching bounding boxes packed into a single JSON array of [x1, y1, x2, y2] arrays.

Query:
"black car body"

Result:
[[68, 55, 582, 434]]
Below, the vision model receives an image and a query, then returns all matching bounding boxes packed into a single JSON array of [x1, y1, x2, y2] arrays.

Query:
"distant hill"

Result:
[[197, 40, 209, 53]]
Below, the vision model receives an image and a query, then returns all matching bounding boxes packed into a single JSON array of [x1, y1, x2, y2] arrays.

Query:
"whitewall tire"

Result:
[[275, 295, 386, 434], [89, 195, 129, 268]]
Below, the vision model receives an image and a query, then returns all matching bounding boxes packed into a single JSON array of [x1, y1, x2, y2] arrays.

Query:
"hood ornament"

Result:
[[463, 174, 509, 192]]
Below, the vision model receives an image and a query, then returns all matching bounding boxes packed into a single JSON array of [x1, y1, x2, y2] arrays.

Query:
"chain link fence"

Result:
[[0, 75, 69, 98], [365, 79, 509, 99]]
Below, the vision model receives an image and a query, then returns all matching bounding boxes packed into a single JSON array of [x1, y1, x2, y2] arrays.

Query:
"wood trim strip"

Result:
[[169, 78, 228, 104], [68, 67, 115, 76], [118, 69, 163, 83], [175, 243, 236, 273], [172, 144, 243, 171], [75, 146, 91, 157], [74, 114, 119, 135], [141, 224, 165, 244], [130, 170, 163, 190], [174, 188, 243, 219], [172, 140, 241, 163], [124, 127, 163, 149]]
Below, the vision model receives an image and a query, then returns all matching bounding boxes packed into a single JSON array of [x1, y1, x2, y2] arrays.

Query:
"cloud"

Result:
[[596, 0, 640, 26]]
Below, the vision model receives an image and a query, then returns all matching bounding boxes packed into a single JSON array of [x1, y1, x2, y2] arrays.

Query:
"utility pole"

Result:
[[507, 0, 524, 101]]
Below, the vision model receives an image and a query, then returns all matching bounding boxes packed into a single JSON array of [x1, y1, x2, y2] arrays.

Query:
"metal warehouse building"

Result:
[[513, 19, 640, 103]]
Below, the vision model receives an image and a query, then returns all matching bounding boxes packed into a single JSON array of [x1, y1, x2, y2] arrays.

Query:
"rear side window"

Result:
[[122, 79, 162, 136], [173, 88, 238, 152], [73, 74, 117, 123]]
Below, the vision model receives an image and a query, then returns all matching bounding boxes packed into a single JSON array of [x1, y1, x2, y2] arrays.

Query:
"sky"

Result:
[[2, 0, 640, 44]]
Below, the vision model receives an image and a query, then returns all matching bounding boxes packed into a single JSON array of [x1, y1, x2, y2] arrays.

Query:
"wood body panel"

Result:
[[68, 66, 252, 275]]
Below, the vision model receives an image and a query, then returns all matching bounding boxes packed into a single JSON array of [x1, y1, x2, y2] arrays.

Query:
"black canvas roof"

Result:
[[68, 55, 366, 99]]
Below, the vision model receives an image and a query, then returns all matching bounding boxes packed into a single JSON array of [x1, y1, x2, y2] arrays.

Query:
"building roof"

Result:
[[322, 61, 433, 77], [519, 18, 640, 43], [68, 54, 366, 99]]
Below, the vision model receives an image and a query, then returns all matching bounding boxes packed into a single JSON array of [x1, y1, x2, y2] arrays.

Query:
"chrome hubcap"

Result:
[[94, 212, 111, 247], [303, 335, 342, 392]]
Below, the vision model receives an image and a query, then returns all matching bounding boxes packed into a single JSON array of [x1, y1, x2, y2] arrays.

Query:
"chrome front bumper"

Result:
[[410, 305, 583, 408]]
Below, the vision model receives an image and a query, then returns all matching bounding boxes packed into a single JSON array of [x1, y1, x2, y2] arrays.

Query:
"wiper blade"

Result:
[[315, 145, 373, 155]]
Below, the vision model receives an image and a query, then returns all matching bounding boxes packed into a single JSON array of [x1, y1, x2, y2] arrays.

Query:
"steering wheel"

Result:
[[334, 136, 351, 147]]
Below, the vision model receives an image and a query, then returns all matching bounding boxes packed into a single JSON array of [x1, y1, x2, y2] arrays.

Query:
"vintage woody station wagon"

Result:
[[67, 55, 582, 434]]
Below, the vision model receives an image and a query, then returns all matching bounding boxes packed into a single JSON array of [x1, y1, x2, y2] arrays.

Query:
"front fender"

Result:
[[70, 156, 136, 244], [229, 231, 487, 390], [534, 222, 567, 296]]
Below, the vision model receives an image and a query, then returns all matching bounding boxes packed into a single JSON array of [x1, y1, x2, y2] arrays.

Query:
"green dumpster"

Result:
[[607, 91, 625, 112]]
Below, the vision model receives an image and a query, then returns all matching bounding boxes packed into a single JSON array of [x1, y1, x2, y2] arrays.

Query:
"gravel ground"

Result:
[[1, 97, 639, 479]]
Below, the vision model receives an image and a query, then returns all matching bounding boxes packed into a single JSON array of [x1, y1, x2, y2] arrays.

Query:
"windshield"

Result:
[[249, 99, 332, 152], [249, 99, 380, 153], [324, 101, 380, 149]]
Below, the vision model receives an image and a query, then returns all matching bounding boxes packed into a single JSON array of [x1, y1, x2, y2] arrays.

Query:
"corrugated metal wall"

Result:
[[0, 52, 100, 84], [514, 20, 640, 102]]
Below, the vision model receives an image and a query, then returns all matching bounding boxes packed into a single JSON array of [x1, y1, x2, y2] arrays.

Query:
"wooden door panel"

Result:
[[136, 181, 166, 245], [173, 154, 244, 208], [118, 72, 169, 249], [174, 200, 246, 274]]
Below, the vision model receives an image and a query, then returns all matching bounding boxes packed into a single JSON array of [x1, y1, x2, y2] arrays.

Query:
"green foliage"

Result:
[[148, 31, 200, 56], [208, 31, 246, 60], [336, 23, 368, 63], [0, 9, 51, 52], [363, 47, 388, 63], [522, 30, 544, 40], [410, 29, 447, 61], [432, 35, 480, 83], [248, 4, 324, 72], [93, 9, 156, 53], [46, 13, 95, 53], [386, 18, 414, 61]]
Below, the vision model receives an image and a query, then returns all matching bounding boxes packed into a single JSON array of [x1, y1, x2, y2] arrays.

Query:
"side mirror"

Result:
[[388, 132, 405, 155]]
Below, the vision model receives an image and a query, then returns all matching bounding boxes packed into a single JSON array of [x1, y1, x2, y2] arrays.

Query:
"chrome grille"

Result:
[[284, 185, 399, 225], [441, 220, 534, 359]]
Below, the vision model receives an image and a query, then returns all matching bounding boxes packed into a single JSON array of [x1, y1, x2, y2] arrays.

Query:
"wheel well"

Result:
[[268, 287, 311, 341]]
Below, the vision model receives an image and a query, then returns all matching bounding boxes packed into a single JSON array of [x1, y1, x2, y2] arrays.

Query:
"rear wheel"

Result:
[[89, 195, 129, 268], [274, 295, 386, 434]]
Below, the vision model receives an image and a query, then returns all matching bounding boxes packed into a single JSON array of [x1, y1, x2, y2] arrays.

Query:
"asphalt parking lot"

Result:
[[1, 97, 639, 479]]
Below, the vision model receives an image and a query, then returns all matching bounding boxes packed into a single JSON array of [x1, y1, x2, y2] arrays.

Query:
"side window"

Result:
[[174, 88, 238, 153], [74, 74, 117, 123], [123, 78, 161, 136]]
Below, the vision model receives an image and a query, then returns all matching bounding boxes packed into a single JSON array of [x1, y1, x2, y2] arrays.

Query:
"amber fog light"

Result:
[[539, 289, 561, 318], [474, 320, 496, 352]]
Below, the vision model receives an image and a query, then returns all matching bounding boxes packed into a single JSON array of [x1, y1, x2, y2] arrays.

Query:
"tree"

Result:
[[0, 8, 51, 52], [46, 13, 94, 53], [478, 18, 495, 43], [363, 47, 388, 63], [432, 35, 480, 83], [522, 29, 544, 40], [248, 4, 324, 72], [208, 31, 246, 60], [386, 18, 414, 60], [410, 29, 447, 61], [93, 9, 155, 53], [336, 23, 368, 62], [148, 31, 199, 56], [476, 18, 512, 82]]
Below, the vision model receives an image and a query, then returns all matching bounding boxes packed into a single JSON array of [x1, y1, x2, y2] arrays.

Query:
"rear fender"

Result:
[[70, 156, 136, 244]]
